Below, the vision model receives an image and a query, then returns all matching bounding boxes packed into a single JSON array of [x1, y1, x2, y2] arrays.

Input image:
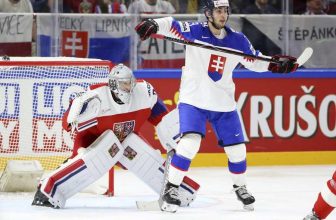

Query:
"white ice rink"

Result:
[[1, 165, 335, 220]]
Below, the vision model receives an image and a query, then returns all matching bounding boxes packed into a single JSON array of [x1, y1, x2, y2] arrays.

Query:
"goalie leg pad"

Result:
[[118, 133, 199, 207], [118, 133, 164, 192], [39, 130, 123, 208]]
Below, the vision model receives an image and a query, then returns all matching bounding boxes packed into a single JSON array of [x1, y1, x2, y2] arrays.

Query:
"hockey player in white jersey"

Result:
[[135, 0, 300, 213], [31, 63, 199, 209]]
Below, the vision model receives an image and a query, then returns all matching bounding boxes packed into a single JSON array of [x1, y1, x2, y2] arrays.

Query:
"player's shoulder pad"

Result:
[[135, 80, 157, 97], [90, 83, 108, 90], [178, 21, 201, 33]]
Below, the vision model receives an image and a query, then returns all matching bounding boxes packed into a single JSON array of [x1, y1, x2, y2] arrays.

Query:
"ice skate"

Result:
[[303, 211, 320, 220], [233, 185, 255, 211], [31, 186, 58, 209], [160, 182, 181, 213]]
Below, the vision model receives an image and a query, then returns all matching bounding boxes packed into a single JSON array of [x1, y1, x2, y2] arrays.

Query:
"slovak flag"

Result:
[[37, 14, 130, 65], [61, 31, 89, 58], [208, 54, 226, 82]]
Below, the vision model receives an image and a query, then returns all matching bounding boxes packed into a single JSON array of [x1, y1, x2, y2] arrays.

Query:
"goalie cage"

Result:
[[0, 57, 115, 196]]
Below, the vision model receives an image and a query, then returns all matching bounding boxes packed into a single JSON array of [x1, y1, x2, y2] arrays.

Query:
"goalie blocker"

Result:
[[32, 120, 199, 208]]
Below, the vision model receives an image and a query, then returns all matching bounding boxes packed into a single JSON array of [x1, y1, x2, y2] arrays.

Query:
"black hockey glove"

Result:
[[135, 18, 158, 41], [268, 55, 299, 74]]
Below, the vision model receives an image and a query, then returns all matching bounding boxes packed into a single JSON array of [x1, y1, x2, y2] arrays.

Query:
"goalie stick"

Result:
[[151, 34, 313, 67], [136, 149, 175, 211]]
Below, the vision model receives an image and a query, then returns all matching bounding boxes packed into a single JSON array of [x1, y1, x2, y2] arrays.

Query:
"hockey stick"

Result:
[[151, 34, 313, 67], [136, 149, 175, 211], [296, 47, 313, 67]]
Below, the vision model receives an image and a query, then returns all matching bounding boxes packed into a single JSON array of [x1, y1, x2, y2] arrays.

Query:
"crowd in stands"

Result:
[[0, 0, 335, 15]]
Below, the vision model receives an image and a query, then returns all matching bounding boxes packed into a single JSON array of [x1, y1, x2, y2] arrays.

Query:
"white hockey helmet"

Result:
[[108, 64, 136, 104]]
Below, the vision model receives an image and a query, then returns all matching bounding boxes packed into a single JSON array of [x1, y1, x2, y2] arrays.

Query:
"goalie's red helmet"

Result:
[[202, 0, 230, 11]]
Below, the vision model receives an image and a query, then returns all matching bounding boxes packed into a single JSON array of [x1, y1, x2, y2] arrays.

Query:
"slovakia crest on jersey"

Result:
[[208, 54, 226, 82], [61, 30, 89, 58]]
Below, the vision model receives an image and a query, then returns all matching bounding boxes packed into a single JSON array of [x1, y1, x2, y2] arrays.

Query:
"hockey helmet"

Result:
[[108, 64, 136, 104], [203, 0, 230, 11]]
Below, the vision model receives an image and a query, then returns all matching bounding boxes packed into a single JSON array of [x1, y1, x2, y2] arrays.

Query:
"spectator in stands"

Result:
[[303, 0, 327, 14], [292, 0, 307, 14], [326, 0, 336, 14], [30, 0, 51, 12], [241, 0, 281, 57], [168, 0, 180, 12], [242, 0, 279, 14], [123, 0, 132, 8], [96, 0, 127, 13], [128, 0, 175, 14], [228, 0, 245, 13], [269, 0, 281, 10], [63, 0, 99, 13], [168, 0, 200, 13], [0, 0, 33, 12]]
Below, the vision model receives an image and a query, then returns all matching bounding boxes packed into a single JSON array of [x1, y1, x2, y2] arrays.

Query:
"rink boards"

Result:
[[0, 68, 335, 168], [135, 69, 336, 166]]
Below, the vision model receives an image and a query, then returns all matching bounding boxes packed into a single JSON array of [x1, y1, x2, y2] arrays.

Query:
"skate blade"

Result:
[[31, 202, 59, 209], [243, 204, 254, 211], [160, 201, 178, 213]]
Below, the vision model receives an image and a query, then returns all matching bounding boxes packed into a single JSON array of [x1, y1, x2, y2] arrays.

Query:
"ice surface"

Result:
[[1, 165, 335, 220]]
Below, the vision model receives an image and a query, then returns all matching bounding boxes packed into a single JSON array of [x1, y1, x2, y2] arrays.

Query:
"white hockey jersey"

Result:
[[154, 17, 270, 111], [62, 80, 167, 157]]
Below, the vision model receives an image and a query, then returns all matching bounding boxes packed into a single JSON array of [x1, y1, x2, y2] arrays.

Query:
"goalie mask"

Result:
[[108, 64, 136, 104]]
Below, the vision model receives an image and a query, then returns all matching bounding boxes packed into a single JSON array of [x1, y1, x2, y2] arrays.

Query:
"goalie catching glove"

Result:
[[135, 18, 158, 41], [268, 55, 299, 73]]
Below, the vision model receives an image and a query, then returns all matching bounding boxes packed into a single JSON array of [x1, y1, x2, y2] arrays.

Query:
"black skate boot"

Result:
[[303, 211, 320, 220], [233, 184, 255, 211], [160, 182, 181, 213], [32, 186, 58, 208]]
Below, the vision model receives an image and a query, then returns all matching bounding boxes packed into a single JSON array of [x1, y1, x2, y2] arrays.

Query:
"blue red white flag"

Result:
[[36, 14, 130, 65]]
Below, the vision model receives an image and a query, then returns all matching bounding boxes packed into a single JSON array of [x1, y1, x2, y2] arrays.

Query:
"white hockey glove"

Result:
[[67, 91, 101, 132]]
